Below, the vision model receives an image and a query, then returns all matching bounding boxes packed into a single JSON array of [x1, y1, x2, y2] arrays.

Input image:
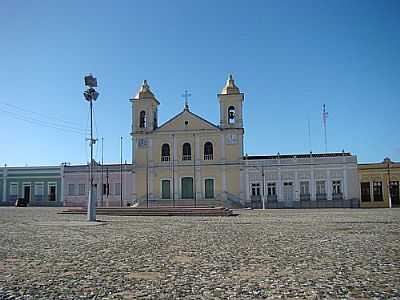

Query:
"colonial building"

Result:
[[244, 153, 360, 208], [358, 158, 400, 208], [131, 76, 245, 206], [63, 163, 134, 207], [130, 76, 361, 208], [0, 165, 63, 206]]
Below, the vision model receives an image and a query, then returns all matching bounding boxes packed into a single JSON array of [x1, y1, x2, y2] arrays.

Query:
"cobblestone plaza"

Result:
[[1, 208, 399, 299]]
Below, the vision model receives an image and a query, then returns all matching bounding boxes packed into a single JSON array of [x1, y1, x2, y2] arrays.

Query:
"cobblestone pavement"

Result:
[[0, 207, 399, 299]]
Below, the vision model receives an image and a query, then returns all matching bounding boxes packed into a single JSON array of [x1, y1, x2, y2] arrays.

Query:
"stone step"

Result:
[[60, 206, 238, 217]]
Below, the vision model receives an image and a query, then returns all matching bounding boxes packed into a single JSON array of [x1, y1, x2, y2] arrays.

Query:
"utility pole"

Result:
[[262, 165, 265, 210], [322, 104, 328, 153], [120, 136, 123, 207], [193, 133, 196, 208], [146, 139, 149, 208], [172, 134, 175, 208], [387, 158, 392, 208], [101, 137, 104, 207], [83, 74, 99, 222]]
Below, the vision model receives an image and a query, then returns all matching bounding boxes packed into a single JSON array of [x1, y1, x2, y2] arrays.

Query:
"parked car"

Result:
[[15, 198, 28, 207]]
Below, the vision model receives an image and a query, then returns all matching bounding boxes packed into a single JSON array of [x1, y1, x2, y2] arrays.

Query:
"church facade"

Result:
[[131, 76, 245, 206]]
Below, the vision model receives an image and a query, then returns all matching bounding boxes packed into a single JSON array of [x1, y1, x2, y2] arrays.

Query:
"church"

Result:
[[130, 76, 360, 208], [131, 76, 245, 207]]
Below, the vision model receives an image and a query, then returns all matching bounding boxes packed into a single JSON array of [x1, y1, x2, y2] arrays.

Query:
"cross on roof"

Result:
[[182, 90, 191, 110]]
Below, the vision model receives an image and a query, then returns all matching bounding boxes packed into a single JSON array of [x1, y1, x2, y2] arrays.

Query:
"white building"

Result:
[[63, 163, 135, 207], [244, 152, 359, 208]]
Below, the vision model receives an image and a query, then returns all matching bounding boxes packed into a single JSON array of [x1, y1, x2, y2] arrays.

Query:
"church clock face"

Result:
[[226, 134, 238, 145]]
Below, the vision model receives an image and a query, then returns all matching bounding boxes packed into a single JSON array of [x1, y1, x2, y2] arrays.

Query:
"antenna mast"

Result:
[[322, 104, 328, 153]]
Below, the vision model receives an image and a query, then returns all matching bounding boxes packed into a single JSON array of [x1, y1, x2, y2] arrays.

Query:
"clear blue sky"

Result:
[[1, 0, 399, 166]]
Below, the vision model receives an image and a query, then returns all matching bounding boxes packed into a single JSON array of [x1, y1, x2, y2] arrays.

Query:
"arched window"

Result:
[[182, 143, 191, 160], [153, 108, 158, 129], [139, 111, 146, 128], [161, 144, 170, 162], [204, 142, 213, 160], [228, 106, 236, 124]]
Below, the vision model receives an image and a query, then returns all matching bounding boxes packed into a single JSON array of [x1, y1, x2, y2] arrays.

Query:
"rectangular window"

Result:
[[78, 184, 86, 196], [316, 180, 326, 195], [267, 183, 276, 196], [34, 183, 44, 196], [361, 182, 371, 202], [115, 183, 121, 195], [161, 180, 171, 199], [332, 180, 342, 195], [48, 184, 57, 201], [300, 181, 310, 195], [68, 184, 75, 196], [10, 183, 18, 196], [102, 183, 109, 196], [251, 183, 261, 196], [205, 179, 214, 199], [373, 181, 383, 201]]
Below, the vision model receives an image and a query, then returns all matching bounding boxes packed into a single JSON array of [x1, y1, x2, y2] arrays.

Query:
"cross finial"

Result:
[[182, 90, 191, 110]]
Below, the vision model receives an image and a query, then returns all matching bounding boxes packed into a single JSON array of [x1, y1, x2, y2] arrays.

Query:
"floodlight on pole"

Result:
[[84, 73, 99, 222]]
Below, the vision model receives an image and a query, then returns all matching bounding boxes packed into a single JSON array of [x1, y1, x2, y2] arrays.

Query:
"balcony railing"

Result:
[[332, 192, 343, 200], [182, 155, 192, 161], [161, 156, 170, 162], [316, 193, 327, 201], [204, 154, 213, 160], [300, 193, 311, 201]]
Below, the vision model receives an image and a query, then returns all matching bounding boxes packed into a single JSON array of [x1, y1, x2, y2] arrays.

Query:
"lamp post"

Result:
[[120, 136, 123, 207], [83, 74, 99, 222], [386, 158, 392, 208]]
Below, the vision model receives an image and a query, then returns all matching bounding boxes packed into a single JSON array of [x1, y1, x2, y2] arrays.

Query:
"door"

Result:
[[181, 177, 193, 199], [283, 182, 293, 202], [390, 181, 400, 206], [24, 186, 31, 203]]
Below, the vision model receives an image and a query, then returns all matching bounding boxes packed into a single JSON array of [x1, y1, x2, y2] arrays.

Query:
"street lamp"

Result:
[[84, 74, 99, 222]]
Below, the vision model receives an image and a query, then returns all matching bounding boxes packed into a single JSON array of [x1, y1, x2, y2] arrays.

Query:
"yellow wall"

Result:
[[358, 161, 400, 208]]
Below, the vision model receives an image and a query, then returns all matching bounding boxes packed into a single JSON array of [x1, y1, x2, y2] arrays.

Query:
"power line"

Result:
[[0, 102, 82, 127], [0, 108, 88, 135]]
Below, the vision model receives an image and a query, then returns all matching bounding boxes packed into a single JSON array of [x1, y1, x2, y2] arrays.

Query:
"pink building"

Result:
[[63, 163, 134, 207]]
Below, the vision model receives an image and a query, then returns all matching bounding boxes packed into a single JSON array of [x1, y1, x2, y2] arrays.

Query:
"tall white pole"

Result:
[[84, 74, 99, 222], [322, 104, 328, 153], [88, 99, 96, 221]]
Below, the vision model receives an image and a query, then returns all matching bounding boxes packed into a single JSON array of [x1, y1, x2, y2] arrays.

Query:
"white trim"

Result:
[[34, 182, 44, 197], [48, 181, 57, 201], [23, 182, 31, 200], [9, 182, 18, 197]]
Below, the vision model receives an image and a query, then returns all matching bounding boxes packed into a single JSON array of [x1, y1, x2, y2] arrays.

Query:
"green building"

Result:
[[0, 165, 63, 206]]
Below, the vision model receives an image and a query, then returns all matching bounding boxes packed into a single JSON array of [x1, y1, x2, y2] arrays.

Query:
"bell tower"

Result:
[[131, 80, 160, 134], [218, 75, 244, 129]]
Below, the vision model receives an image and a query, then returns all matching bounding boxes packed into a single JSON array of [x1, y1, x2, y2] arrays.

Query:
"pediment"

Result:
[[156, 110, 220, 132]]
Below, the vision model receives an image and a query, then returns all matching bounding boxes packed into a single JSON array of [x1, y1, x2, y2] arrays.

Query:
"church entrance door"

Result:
[[181, 177, 194, 199]]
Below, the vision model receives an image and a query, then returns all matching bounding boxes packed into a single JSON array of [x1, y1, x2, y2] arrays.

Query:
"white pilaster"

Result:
[[294, 171, 299, 202], [343, 166, 348, 200], [245, 164, 249, 203], [310, 165, 315, 201], [149, 139, 154, 199], [2, 166, 7, 202], [60, 164, 65, 206], [327, 170, 332, 200], [278, 166, 282, 201]]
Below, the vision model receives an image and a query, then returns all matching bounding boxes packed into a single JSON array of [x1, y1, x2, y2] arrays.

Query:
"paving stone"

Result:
[[0, 207, 399, 299]]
